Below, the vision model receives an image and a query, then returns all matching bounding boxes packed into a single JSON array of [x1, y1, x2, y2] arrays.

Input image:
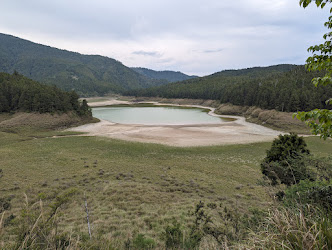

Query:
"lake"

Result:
[[92, 106, 229, 125]]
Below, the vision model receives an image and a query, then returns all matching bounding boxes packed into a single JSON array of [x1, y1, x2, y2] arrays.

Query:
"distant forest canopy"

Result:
[[131, 67, 198, 83], [0, 33, 167, 97], [126, 65, 332, 112], [0, 72, 91, 115]]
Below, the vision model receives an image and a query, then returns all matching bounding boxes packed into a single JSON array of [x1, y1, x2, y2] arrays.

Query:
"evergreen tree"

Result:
[[0, 72, 92, 117], [261, 134, 311, 186]]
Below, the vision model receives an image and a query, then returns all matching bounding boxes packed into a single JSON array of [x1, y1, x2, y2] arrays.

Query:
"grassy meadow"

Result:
[[0, 126, 331, 248]]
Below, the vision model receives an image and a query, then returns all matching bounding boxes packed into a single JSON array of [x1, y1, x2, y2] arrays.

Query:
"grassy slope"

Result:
[[214, 103, 311, 134], [0, 125, 330, 247]]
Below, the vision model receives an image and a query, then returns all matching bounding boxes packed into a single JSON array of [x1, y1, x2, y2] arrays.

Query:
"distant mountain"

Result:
[[131, 67, 198, 83], [0, 33, 166, 96], [126, 64, 332, 112]]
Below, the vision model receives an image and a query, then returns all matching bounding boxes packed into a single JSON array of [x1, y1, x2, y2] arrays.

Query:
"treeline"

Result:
[[126, 65, 332, 112], [0, 72, 91, 116]]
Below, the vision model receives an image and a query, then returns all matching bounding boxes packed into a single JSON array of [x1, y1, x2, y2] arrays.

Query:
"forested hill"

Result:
[[208, 64, 297, 77], [0, 72, 90, 115], [126, 65, 332, 112], [131, 67, 197, 83], [0, 33, 166, 96]]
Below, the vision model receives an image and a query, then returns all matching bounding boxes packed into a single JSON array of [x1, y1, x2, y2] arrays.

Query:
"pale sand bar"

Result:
[[68, 98, 282, 147]]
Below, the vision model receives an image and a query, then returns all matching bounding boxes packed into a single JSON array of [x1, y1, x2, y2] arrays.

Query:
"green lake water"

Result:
[[92, 106, 228, 125]]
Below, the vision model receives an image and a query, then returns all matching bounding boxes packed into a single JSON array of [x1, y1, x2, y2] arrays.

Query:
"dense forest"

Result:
[[0, 72, 91, 115], [127, 65, 332, 112], [0, 33, 167, 96], [131, 67, 197, 83]]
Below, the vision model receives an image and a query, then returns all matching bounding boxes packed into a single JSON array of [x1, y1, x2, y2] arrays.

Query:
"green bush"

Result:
[[261, 133, 312, 186], [306, 155, 332, 181], [284, 179, 332, 212], [163, 223, 183, 249], [0, 197, 11, 213], [132, 234, 156, 249]]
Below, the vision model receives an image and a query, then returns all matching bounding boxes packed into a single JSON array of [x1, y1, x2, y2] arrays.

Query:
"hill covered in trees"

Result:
[[131, 67, 197, 83], [0, 72, 90, 116], [127, 65, 332, 112], [0, 33, 166, 96]]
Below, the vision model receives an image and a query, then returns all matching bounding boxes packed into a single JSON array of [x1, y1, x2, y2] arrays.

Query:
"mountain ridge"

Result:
[[126, 64, 332, 112], [0, 33, 167, 96], [131, 67, 198, 83]]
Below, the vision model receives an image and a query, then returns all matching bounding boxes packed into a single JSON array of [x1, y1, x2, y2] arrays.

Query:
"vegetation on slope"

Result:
[[246, 133, 332, 249], [293, 0, 332, 139], [127, 65, 332, 113], [131, 67, 197, 83], [0, 72, 91, 116], [0, 128, 269, 248], [0, 33, 166, 96], [0, 125, 330, 248]]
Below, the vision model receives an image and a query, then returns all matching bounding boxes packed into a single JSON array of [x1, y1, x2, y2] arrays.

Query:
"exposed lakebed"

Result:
[[69, 100, 280, 147], [92, 105, 230, 125]]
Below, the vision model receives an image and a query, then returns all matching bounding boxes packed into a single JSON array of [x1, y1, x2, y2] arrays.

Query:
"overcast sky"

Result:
[[0, 0, 330, 76]]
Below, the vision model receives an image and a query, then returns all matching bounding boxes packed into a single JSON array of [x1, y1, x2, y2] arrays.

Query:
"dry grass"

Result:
[[0, 112, 98, 131], [215, 103, 310, 134], [0, 122, 330, 248], [245, 205, 332, 249], [0, 130, 273, 248]]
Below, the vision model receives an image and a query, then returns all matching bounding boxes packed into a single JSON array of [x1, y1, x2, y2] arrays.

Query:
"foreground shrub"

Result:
[[0, 197, 11, 213], [162, 201, 267, 249], [261, 133, 311, 186], [163, 222, 183, 249], [283, 179, 332, 212], [307, 155, 332, 181], [131, 234, 156, 249]]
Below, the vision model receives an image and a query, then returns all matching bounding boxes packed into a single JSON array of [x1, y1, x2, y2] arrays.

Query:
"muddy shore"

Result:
[[67, 98, 282, 147]]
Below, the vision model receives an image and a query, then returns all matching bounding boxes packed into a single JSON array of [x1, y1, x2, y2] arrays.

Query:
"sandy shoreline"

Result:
[[68, 98, 282, 147]]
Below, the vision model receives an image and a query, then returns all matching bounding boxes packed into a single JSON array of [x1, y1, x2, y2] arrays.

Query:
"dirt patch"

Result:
[[68, 120, 281, 147]]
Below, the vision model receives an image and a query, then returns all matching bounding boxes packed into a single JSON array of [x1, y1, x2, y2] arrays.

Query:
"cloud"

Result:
[[132, 51, 162, 57], [0, 0, 331, 76], [202, 48, 223, 54]]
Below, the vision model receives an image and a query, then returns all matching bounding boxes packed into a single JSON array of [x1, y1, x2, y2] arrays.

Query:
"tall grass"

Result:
[[11, 193, 80, 250], [246, 205, 332, 249]]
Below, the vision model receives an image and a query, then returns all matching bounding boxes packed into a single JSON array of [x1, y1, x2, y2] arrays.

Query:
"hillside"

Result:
[[0, 33, 166, 96], [209, 64, 298, 77], [0, 72, 90, 116], [127, 65, 332, 112], [131, 67, 197, 83]]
